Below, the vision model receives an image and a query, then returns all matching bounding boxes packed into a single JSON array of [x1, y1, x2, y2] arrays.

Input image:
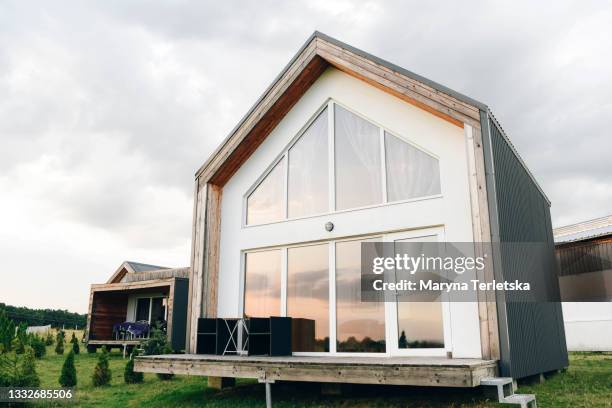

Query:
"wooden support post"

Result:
[[320, 383, 343, 396], [265, 382, 272, 408], [207, 376, 236, 390], [518, 373, 545, 386]]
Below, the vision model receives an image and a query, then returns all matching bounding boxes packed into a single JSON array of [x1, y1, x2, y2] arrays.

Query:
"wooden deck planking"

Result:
[[135, 355, 498, 387]]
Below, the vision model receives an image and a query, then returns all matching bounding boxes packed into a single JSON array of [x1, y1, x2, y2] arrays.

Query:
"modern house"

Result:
[[135, 32, 567, 392], [554, 215, 612, 351], [86, 261, 189, 352]]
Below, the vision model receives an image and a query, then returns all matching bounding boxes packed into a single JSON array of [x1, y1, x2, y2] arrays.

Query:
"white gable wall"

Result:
[[217, 67, 482, 358]]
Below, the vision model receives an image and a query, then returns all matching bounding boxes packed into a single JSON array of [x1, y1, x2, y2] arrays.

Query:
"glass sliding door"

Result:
[[335, 238, 386, 353], [287, 243, 329, 352], [244, 250, 282, 317], [387, 231, 447, 356], [150, 297, 167, 326]]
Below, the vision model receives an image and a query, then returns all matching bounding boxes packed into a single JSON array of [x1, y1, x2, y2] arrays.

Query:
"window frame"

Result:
[[240, 228, 451, 357], [242, 99, 442, 227]]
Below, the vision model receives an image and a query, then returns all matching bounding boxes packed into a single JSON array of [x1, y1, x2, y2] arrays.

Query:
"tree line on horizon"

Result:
[[0, 303, 86, 329]]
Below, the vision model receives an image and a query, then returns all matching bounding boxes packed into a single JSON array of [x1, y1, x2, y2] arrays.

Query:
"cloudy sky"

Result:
[[1, 1, 610, 313]]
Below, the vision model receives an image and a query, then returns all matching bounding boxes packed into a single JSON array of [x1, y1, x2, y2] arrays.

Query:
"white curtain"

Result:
[[385, 132, 441, 202], [288, 108, 328, 218], [334, 105, 382, 210]]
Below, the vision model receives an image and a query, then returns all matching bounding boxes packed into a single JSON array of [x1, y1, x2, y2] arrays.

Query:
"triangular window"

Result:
[[385, 132, 441, 201], [245, 101, 442, 225], [246, 158, 285, 225]]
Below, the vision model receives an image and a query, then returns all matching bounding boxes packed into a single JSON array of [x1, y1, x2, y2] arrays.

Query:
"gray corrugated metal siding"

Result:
[[484, 113, 568, 378]]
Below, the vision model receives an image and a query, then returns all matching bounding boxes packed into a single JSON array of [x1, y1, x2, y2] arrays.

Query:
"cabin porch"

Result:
[[134, 354, 498, 388]]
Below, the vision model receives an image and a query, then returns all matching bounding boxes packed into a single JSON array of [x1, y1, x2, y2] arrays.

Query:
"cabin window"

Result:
[[335, 238, 386, 353], [334, 104, 382, 210], [287, 243, 329, 352], [246, 159, 285, 225], [135, 297, 167, 325], [245, 101, 441, 225], [385, 131, 441, 201], [150, 297, 167, 326], [244, 250, 282, 317], [135, 298, 150, 322], [288, 108, 329, 218]]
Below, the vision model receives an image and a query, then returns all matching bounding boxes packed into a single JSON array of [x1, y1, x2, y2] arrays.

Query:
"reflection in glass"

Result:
[[397, 303, 444, 349], [244, 250, 281, 317], [289, 108, 328, 218], [334, 105, 382, 210], [385, 132, 441, 202], [394, 236, 444, 349], [247, 159, 285, 225], [287, 244, 329, 352], [336, 239, 385, 352]]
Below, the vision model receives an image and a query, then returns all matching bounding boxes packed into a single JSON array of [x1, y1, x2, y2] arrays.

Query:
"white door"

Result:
[[384, 227, 452, 357]]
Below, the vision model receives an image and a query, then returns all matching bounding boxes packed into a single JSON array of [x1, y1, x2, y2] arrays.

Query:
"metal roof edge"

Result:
[[486, 110, 552, 206], [313, 31, 489, 111]]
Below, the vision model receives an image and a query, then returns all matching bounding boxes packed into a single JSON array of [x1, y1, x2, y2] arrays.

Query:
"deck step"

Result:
[[481, 377, 513, 386], [502, 394, 537, 407], [481, 377, 536, 407]]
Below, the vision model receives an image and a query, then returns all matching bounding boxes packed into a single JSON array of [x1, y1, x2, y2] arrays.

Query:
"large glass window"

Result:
[[385, 132, 441, 202], [246, 159, 285, 225], [244, 250, 282, 317], [288, 108, 328, 218], [245, 101, 442, 221], [335, 239, 386, 352], [287, 244, 329, 352], [334, 105, 382, 210]]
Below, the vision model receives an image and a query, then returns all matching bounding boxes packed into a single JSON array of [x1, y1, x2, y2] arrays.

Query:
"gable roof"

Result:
[[106, 261, 169, 284], [194, 31, 549, 205]]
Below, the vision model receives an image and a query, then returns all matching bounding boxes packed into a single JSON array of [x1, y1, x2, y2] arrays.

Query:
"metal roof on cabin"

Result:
[[553, 215, 612, 243], [125, 261, 168, 273]]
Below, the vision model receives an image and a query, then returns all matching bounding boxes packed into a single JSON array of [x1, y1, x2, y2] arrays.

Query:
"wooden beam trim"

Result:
[[208, 55, 328, 186], [316, 39, 481, 120], [317, 48, 476, 128], [470, 124, 500, 361], [203, 184, 222, 317], [91, 278, 175, 292], [196, 42, 318, 181], [315, 42, 480, 123], [188, 181, 207, 353]]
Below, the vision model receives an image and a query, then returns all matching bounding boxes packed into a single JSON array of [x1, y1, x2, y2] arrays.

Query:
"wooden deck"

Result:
[[135, 354, 498, 388]]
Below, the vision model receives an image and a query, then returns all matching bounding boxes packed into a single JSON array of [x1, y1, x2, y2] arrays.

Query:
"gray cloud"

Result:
[[0, 0, 610, 312]]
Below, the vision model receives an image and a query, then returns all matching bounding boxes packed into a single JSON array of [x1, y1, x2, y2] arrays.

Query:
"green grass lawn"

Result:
[[32, 348, 611, 407]]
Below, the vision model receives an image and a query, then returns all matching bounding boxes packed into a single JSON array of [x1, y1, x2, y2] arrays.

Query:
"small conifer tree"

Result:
[[70, 333, 80, 354], [59, 351, 77, 387], [92, 347, 111, 386], [17, 348, 40, 387], [55, 335, 64, 355], [30, 335, 46, 358], [0, 311, 15, 352], [124, 350, 143, 384], [45, 332, 54, 346]]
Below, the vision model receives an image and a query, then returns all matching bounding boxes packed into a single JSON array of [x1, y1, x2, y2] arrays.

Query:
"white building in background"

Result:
[[554, 215, 612, 351]]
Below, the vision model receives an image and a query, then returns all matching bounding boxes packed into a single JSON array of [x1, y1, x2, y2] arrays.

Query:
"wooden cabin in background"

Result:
[[85, 261, 189, 353], [554, 215, 612, 351]]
